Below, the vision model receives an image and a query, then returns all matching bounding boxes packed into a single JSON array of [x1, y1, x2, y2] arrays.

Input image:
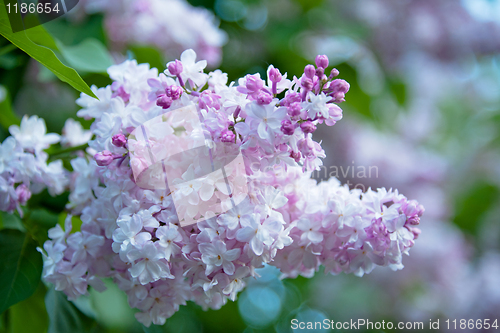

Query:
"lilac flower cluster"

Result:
[[0, 116, 68, 215], [78, 0, 227, 66], [36, 49, 424, 326], [262, 170, 424, 279]]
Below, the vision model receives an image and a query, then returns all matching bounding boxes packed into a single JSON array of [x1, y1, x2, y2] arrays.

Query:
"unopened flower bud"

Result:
[[300, 121, 317, 133], [315, 55, 329, 69], [287, 102, 302, 117], [157, 95, 173, 109], [411, 227, 421, 239], [257, 91, 273, 105], [112, 134, 127, 148], [95, 150, 114, 166], [281, 120, 295, 135], [166, 85, 183, 100], [329, 68, 340, 79], [407, 216, 420, 225], [290, 150, 301, 163], [304, 65, 316, 79], [331, 79, 350, 93], [315, 68, 324, 78], [417, 204, 425, 217], [167, 59, 183, 76], [268, 67, 282, 83], [246, 74, 264, 93], [301, 77, 313, 91], [221, 130, 236, 143]]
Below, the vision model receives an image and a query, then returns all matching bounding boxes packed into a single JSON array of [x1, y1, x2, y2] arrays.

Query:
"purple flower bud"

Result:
[[329, 68, 340, 79], [157, 95, 173, 109], [329, 104, 343, 118], [221, 130, 236, 143], [325, 104, 343, 126], [410, 227, 421, 239], [167, 59, 183, 76], [315, 55, 329, 69], [257, 91, 273, 105], [301, 77, 313, 91], [282, 92, 301, 106], [290, 151, 301, 163], [287, 102, 302, 117], [333, 92, 346, 103], [95, 150, 114, 166], [166, 85, 183, 100], [304, 65, 316, 79], [268, 67, 282, 83], [331, 79, 350, 93], [112, 133, 127, 148], [199, 91, 221, 110], [329, 79, 350, 103], [281, 120, 295, 135], [15, 184, 31, 205], [315, 67, 324, 78], [407, 216, 420, 225], [245, 74, 265, 93], [417, 204, 425, 217], [300, 121, 317, 134]]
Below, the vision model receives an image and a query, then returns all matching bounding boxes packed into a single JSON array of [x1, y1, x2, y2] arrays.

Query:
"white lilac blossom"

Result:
[[78, 0, 227, 66], [61, 119, 93, 147], [0, 116, 68, 215], [37, 50, 424, 327]]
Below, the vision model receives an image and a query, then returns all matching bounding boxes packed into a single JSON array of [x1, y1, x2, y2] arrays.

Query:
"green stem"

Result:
[[48, 143, 89, 160]]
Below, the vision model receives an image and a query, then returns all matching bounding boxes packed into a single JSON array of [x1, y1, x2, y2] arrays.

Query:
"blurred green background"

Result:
[[2, 0, 500, 332]]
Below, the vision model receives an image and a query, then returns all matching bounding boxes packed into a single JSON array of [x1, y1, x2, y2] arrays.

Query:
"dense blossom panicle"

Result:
[[0, 49, 425, 326]]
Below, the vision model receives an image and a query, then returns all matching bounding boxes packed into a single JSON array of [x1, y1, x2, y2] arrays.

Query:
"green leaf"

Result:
[[8, 283, 49, 333], [0, 212, 25, 232], [24, 24, 59, 51], [0, 229, 43, 314], [0, 85, 21, 131], [0, 1, 98, 99], [57, 38, 114, 73], [45, 289, 95, 333]]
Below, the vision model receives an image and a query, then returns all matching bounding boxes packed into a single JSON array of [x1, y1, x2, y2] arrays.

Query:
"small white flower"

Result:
[[9, 115, 60, 153], [61, 119, 93, 147]]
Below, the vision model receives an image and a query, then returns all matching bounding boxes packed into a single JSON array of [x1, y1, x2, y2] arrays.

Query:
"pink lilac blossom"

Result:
[[77, 0, 227, 66], [36, 50, 424, 326], [0, 116, 68, 215]]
